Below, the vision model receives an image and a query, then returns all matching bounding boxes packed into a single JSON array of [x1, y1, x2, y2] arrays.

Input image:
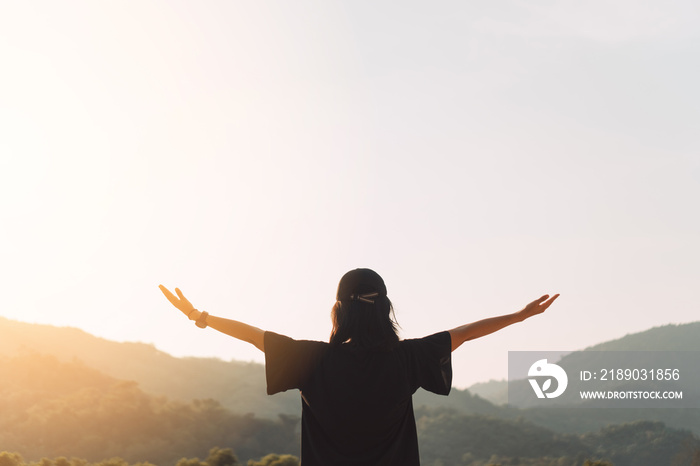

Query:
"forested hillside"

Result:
[[0, 318, 517, 420], [415, 409, 700, 466], [0, 318, 296, 419], [583, 322, 700, 352], [1, 352, 698, 465], [468, 322, 700, 407], [5, 317, 698, 435], [2, 318, 699, 465], [0, 354, 298, 465]]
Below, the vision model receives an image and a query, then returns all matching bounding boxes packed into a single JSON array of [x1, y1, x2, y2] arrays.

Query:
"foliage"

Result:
[[0, 454, 155, 466], [0, 318, 298, 419], [671, 436, 700, 466], [0, 354, 298, 465], [2, 317, 699, 436], [0, 452, 24, 466], [175, 447, 240, 466], [246, 454, 299, 466], [2, 318, 699, 466], [204, 448, 239, 466], [580, 420, 694, 466], [415, 407, 698, 466], [0, 455, 295, 466]]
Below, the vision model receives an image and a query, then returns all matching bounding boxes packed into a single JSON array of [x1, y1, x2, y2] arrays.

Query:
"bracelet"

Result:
[[195, 311, 209, 329], [187, 308, 199, 320]]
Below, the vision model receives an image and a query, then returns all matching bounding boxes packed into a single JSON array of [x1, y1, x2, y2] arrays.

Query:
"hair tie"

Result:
[[349, 292, 379, 304]]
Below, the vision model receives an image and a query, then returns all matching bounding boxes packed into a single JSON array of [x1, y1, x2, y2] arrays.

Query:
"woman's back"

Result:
[[265, 330, 452, 466]]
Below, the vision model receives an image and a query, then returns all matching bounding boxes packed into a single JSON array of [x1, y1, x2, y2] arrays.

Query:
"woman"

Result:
[[160, 268, 558, 466]]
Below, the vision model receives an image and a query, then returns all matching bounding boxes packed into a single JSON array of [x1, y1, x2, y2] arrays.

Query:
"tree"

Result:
[[206, 448, 239, 466], [672, 437, 700, 466], [175, 458, 206, 466], [246, 454, 299, 466], [0, 453, 24, 466], [93, 459, 130, 466]]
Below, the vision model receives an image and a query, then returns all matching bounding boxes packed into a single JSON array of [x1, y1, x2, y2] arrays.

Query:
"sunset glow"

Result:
[[1, 1, 698, 389]]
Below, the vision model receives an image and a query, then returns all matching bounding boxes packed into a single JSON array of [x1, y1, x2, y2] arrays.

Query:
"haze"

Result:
[[1, 1, 698, 388]]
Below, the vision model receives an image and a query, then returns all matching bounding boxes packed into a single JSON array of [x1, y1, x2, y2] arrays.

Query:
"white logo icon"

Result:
[[528, 359, 568, 399]]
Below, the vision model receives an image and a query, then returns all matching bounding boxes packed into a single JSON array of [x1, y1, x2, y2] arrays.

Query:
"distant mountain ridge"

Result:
[[583, 321, 700, 351], [468, 321, 700, 405], [0, 317, 294, 418], [0, 352, 299, 464], [1, 317, 698, 435], [0, 317, 504, 418]]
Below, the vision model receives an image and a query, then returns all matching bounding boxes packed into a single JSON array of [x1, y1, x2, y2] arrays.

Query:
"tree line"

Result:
[[0, 450, 299, 466], [2, 353, 699, 466]]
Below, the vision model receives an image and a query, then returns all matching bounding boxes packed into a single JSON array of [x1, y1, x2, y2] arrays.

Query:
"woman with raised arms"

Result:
[[160, 268, 558, 466]]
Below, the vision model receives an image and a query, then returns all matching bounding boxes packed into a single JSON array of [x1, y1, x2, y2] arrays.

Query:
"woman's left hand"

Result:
[[519, 294, 560, 320]]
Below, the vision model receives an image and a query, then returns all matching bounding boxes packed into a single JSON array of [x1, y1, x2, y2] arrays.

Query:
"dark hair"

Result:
[[329, 293, 399, 350]]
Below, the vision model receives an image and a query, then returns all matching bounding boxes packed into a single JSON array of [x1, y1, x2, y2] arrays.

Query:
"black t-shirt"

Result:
[[264, 331, 452, 466]]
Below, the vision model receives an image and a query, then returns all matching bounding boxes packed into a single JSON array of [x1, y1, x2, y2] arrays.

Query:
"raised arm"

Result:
[[449, 294, 559, 352], [159, 285, 266, 352]]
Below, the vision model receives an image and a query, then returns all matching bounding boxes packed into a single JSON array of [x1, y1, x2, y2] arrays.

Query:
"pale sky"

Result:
[[1, 1, 698, 388]]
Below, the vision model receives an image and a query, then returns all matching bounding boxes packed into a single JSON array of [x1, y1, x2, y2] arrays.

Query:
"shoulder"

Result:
[[264, 332, 330, 395], [397, 331, 452, 366], [264, 331, 329, 354], [400, 331, 452, 349], [399, 331, 453, 395]]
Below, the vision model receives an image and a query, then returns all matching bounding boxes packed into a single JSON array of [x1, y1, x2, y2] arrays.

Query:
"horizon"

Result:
[[3, 314, 697, 390], [1, 1, 699, 389]]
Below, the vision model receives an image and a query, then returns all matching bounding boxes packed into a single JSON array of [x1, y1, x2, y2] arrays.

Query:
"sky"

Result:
[[1, 1, 698, 389]]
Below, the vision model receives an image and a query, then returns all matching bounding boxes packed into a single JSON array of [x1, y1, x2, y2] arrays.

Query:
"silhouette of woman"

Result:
[[160, 268, 558, 466]]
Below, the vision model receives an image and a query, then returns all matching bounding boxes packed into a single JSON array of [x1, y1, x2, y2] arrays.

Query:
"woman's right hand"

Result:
[[159, 285, 201, 320]]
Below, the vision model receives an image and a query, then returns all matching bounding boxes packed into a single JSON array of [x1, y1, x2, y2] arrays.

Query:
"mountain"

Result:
[[509, 322, 700, 407], [0, 317, 296, 418], [1, 317, 698, 436], [2, 316, 698, 465], [583, 321, 700, 351], [0, 352, 298, 464], [1, 352, 696, 466], [466, 379, 509, 405], [469, 321, 700, 405], [466, 322, 700, 436], [0, 317, 509, 419]]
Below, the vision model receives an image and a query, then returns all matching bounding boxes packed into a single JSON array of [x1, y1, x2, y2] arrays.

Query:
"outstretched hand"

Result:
[[159, 285, 199, 320], [520, 294, 560, 320]]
